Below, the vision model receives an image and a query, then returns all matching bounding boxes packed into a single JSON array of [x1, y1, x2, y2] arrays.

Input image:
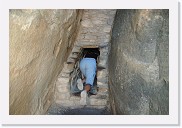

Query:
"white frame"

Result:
[[0, 0, 179, 125]]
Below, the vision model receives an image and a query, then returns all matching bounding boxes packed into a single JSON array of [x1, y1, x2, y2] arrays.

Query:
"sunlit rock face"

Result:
[[9, 9, 83, 114]]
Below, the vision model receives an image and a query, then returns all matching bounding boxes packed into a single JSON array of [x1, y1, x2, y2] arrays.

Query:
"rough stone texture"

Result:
[[9, 9, 83, 115], [47, 103, 111, 115], [109, 9, 169, 115], [49, 9, 116, 114], [75, 9, 116, 47]]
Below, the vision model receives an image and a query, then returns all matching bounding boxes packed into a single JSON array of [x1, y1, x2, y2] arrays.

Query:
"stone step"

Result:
[[56, 84, 70, 93], [90, 93, 108, 100], [97, 87, 108, 93], [57, 77, 70, 85], [89, 98, 108, 106], [61, 69, 73, 74], [60, 63, 74, 74], [59, 72, 70, 78], [47, 104, 111, 115], [67, 58, 76, 63], [55, 99, 80, 107], [55, 92, 71, 101], [69, 91, 109, 101], [72, 46, 81, 53], [69, 53, 79, 59], [56, 93, 109, 107]]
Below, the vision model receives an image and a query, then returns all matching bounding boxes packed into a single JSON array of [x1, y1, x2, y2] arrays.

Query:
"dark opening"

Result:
[[81, 48, 100, 59]]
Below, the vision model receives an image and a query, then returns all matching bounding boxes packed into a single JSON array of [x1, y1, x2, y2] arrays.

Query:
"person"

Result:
[[77, 48, 100, 105]]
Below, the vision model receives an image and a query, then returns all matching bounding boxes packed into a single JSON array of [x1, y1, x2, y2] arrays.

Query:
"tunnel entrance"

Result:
[[46, 9, 115, 115], [47, 45, 110, 115]]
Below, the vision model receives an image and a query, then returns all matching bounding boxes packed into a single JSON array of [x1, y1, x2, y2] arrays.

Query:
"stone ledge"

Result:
[[97, 87, 108, 93], [57, 77, 70, 83], [89, 99, 108, 106], [55, 100, 76, 106], [56, 85, 70, 93], [56, 92, 71, 100]]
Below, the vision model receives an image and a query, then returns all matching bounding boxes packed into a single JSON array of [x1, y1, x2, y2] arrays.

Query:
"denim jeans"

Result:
[[79, 58, 96, 86]]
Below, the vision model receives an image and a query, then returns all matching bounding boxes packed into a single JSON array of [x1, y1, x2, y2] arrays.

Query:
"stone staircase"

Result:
[[47, 9, 116, 115]]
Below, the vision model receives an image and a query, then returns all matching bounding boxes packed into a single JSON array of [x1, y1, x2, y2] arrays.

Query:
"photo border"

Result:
[[0, 0, 179, 125]]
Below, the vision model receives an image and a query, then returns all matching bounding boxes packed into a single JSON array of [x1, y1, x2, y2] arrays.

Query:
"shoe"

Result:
[[89, 86, 97, 95], [77, 78, 83, 90], [80, 90, 88, 105]]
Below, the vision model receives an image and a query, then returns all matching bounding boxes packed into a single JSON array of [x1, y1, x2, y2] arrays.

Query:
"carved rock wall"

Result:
[[9, 9, 83, 114]]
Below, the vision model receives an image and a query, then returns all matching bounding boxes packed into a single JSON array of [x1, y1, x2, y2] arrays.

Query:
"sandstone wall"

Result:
[[9, 9, 83, 114], [109, 10, 169, 114]]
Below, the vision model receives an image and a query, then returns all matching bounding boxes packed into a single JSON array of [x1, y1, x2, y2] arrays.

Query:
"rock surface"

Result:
[[109, 9, 169, 115], [9, 9, 83, 114]]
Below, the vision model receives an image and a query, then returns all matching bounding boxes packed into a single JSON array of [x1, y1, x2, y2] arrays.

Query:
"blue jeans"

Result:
[[79, 58, 96, 87]]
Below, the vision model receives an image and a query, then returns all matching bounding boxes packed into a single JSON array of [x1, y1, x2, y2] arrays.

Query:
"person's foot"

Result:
[[77, 78, 83, 90], [80, 90, 88, 105], [89, 86, 97, 95], [84, 84, 91, 92]]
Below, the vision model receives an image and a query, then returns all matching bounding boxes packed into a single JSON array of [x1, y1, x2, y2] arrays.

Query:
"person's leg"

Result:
[[85, 58, 96, 90], [85, 59, 96, 85], [80, 58, 96, 105], [80, 58, 96, 90]]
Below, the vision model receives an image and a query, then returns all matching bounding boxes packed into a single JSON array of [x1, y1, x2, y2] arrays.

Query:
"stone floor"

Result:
[[47, 103, 111, 115]]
